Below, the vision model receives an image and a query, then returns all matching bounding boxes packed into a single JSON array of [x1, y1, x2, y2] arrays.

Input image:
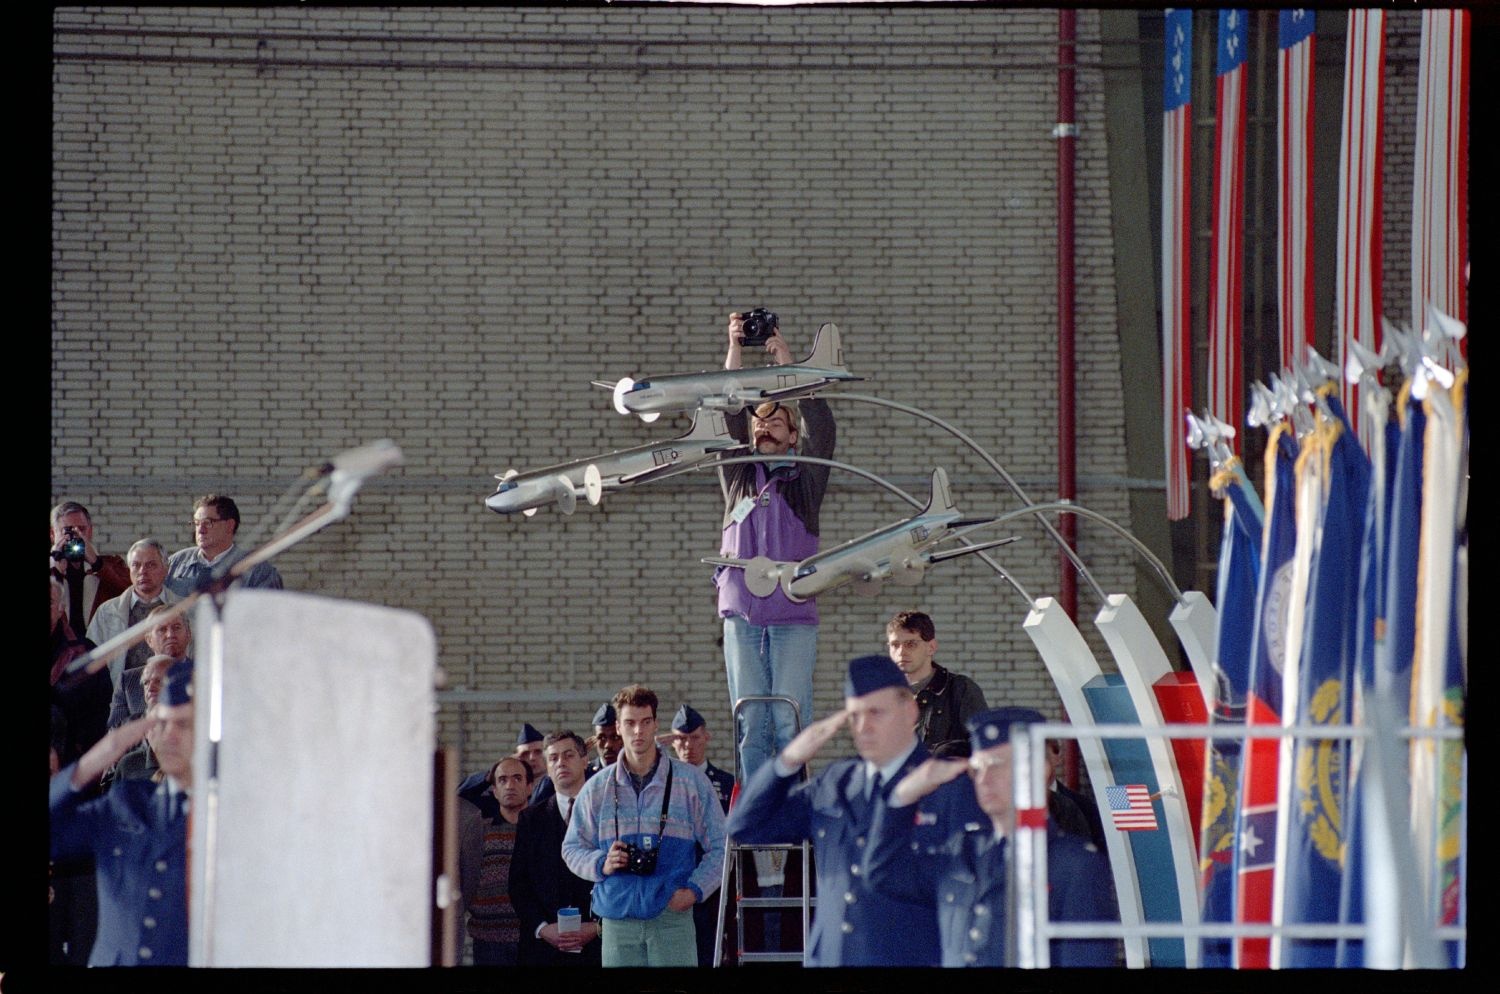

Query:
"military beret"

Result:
[[844, 653, 907, 698], [967, 706, 1046, 754], [672, 704, 705, 734]]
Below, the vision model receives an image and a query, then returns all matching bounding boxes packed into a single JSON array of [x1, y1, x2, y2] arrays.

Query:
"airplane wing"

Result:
[[924, 535, 1020, 565]]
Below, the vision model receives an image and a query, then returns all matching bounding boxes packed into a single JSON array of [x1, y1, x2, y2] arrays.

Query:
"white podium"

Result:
[[187, 589, 437, 967]]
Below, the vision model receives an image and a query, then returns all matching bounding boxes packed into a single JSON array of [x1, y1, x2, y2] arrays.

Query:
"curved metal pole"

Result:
[[692, 452, 1034, 604], [829, 392, 1110, 605]]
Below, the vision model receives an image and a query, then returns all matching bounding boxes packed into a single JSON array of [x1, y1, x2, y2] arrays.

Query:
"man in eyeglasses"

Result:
[[165, 494, 284, 596]]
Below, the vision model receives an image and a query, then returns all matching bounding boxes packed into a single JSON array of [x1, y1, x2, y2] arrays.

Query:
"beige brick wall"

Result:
[[52, 6, 1427, 779]]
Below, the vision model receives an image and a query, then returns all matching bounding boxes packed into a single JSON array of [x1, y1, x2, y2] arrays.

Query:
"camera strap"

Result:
[[613, 755, 674, 845]]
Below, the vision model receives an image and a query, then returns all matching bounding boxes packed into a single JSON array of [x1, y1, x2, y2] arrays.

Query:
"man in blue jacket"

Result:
[[50, 660, 196, 966], [864, 707, 1119, 967], [561, 684, 726, 967], [725, 654, 942, 966]]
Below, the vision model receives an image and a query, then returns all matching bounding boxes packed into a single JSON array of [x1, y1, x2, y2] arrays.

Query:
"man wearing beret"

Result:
[[664, 704, 736, 965], [585, 702, 623, 779], [725, 655, 942, 966], [49, 660, 196, 966], [864, 707, 1119, 967], [515, 722, 557, 807]]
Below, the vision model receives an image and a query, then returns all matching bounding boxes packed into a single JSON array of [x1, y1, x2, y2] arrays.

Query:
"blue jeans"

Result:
[[722, 617, 818, 780]]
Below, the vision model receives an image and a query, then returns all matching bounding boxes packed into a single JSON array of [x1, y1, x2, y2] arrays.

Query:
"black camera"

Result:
[[52, 529, 87, 565], [621, 838, 660, 876], [738, 307, 779, 347]]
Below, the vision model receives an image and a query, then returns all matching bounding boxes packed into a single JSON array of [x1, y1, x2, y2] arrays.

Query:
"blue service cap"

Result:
[[516, 722, 544, 746], [672, 704, 705, 734], [967, 706, 1046, 754], [161, 659, 194, 708], [844, 653, 907, 698], [592, 702, 617, 727]]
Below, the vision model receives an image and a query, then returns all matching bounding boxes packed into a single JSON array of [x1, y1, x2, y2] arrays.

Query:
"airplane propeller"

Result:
[[584, 464, 606, 506], [739, 555, 785, 598]]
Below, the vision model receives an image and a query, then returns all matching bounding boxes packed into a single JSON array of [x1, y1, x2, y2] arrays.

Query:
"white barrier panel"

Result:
[[189, 589, 437, 966]]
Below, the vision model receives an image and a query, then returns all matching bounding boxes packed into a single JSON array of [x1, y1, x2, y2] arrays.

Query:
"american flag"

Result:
[[1336, 10, 1385, 447], [1161, 8, 1193, 520], [1411, 10, 1469, 353], [1105, 784, 1158, 831], [1208, 10, 1247, 458], [1278, 11, 1316, 373]]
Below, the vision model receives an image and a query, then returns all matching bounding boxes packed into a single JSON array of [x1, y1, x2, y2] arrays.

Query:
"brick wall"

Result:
[[51, 6, 1429, 781]]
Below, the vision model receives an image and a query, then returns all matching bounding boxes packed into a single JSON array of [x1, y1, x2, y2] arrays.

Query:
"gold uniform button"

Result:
[[143, 917, 156, 929], [113, 847, 124, 857], [964, 952, 977, 964], [844, 892, 856, 904], [974, 904, 988, 917], [849, 864, 861, 876], [155, 860, 168, 872], [969, 927, 983, 941], [855, 836, 865, 848], [148, 888, 162, 900], [817, 829, 826, 839], [945, 893, 955, 903], [139, 947, 153, 960], [841, 922, 854, 934]]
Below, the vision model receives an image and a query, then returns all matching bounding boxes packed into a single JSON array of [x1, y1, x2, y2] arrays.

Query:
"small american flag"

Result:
[[1106, 785, 1159, 831]]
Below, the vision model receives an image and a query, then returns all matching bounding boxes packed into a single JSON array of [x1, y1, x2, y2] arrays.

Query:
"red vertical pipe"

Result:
[[1057, 10, 1081, 790]]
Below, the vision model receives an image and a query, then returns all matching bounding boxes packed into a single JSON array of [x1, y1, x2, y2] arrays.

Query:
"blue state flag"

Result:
[[1336, 393, 1399, 968], [1199, 460, 1262, 967], [1377, 384, 1425, 709], [1279, 395, 1371, 968]]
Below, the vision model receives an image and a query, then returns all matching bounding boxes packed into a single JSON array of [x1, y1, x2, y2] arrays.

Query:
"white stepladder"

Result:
[[714, 694, 816, 965]]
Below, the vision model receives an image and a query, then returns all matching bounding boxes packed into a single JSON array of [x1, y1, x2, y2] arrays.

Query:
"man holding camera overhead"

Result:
[[561, 684, 726, 967]]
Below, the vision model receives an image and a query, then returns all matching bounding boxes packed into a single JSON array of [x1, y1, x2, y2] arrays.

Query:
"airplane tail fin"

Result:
[[680, 408, 734, 443], [802, 322, 847, 371], [923, 467, 956, 515]]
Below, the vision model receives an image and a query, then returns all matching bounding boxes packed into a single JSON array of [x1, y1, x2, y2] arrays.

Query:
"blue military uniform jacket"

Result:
[[702, 761, 735, 813], [725, 742, 941, 967], [50, 764, 189, 966], [865, 782, 1118, 967]]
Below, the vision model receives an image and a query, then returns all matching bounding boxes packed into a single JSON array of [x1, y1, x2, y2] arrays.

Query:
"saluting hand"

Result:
[[70, 713, 155, 790], [778, 707, 849, 769], [890, 757, 969, 807]]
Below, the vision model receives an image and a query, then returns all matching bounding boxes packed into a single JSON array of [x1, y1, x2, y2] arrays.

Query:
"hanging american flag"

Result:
[[1411, 10, 1470, 354], [1106, 784, 1159, 832], [1208, 10, 1247, 457], [1162, 8, 1193, 521], [1336, 10, 1385, 447], [1277, 11, 1316, 372]]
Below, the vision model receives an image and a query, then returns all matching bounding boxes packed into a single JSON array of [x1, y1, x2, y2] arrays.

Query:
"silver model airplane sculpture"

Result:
[[597, 322, 862, 423], [703, 467, 1017, 601], [485, 409, 746, 517]]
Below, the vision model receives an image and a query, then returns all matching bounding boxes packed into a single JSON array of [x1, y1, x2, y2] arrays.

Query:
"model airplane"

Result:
[[485, 409, 745, 517], [703, 467, 1018, 601], [597, 322, 862, 422]]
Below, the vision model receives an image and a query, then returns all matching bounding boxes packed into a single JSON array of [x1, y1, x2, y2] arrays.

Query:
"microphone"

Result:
[[328, 439, 403, 507]]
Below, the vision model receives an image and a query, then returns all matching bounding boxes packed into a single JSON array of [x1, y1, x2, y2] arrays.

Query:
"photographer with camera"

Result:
[[561, 685, 726, 967], [49, 501, 130, 636]]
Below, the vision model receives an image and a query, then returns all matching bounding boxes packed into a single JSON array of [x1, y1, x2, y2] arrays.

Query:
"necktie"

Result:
[[562, 797, 572, 823], [868, 769, 883, 802]]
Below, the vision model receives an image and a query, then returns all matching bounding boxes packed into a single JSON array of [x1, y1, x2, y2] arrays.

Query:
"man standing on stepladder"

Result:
[[714, 308, 836, 902]]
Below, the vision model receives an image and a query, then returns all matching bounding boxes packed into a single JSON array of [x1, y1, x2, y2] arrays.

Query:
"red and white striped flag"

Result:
[[1162, 8, 1193, 521], [1208, 10, 1248, 456], [1336, 10, 1385, 446], [1278, 11, 1316, 373], [1411, 10, 1469, 353]]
